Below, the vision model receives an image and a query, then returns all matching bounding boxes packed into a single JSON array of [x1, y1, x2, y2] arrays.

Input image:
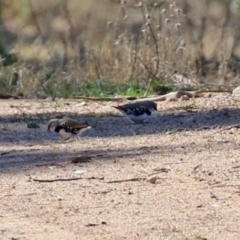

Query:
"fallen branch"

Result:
[[193, 164, 203, 171], [85, 223, 99, 227], [32, 176, 104, 183], [10, 105, 31, 108], [35, 163, 64, 167], [213, 184, 240, 188], [72, 90, 205, 103], [74, 87, 234, 103], [33, 177, 83, 182], [134, 90, 205, 102], [71, 96, 137, 101], [85, 221, 107, 227], [106, 177, 146, 183], [72, 91, 198, 102], [0, 93, 23, 99], [1, 151, 12, 156]]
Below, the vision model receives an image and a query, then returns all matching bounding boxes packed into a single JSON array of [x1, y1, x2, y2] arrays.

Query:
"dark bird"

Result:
[[47, 118, 91, 140], [113, 100, 157, 123]]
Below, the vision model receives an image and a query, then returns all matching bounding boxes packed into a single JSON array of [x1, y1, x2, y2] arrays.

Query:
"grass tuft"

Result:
[[1, 1, 240, 98]]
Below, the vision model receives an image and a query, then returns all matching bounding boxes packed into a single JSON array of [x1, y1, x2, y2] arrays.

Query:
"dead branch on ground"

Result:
[[32, 176, 104, 183], [106, 177, 147, 183]]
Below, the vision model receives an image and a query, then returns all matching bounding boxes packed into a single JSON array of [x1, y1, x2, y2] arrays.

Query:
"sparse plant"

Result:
[[1, 0, 240, 97]]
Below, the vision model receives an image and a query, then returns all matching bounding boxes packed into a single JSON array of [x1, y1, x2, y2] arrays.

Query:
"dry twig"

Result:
[[106, 177, 146, 183], [71, 96, 137, 101], [32, 176, 104, 183]]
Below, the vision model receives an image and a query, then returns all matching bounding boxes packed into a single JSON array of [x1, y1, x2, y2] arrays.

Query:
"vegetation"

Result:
[[1, 0, 240, 98]]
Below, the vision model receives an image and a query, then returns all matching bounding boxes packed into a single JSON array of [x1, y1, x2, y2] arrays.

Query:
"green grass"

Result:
[[0, 66, 170, 98], [76, 79, 153, 98], [0, 66, 19, 92]]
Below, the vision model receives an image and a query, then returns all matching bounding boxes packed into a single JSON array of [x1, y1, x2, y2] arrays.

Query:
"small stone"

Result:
[[179, 95, 189, 101], [146, 176, 158, 184], [76, 102, 87, 107]]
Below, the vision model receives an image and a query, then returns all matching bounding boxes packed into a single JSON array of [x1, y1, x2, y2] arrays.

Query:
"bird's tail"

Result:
[[112, 106, 124, 111]]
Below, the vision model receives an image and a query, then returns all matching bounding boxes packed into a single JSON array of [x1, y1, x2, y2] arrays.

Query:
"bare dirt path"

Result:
[[0, 94, 240, 240]]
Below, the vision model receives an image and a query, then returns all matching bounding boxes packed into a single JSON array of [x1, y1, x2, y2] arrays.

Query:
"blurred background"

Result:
[[1, 0, 240, 98]]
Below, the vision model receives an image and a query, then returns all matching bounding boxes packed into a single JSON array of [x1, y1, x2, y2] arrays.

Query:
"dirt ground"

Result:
[[1, 93, 240, 240]]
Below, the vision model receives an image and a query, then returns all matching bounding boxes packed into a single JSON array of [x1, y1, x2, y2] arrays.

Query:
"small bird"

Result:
[[47, 117, 91, 140], [113, 100, 157, 123]]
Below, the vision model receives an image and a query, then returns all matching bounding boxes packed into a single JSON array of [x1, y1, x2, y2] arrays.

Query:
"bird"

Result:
[[47, 117, 91, 140], [113, 100, 157, 123]]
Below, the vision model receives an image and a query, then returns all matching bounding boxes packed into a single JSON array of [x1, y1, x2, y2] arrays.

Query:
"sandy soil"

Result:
[[1, 94, 240, 240]]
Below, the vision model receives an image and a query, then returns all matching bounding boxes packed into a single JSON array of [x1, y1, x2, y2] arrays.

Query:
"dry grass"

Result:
[[1, 0, 240, 98]]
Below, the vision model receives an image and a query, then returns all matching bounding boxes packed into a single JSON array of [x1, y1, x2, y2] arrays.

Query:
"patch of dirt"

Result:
[[1, 94, 240, 240]]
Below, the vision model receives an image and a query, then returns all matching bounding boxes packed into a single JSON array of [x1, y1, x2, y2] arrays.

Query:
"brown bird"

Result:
[[113, 100, 157, 123], [47, 117, 91, 140]]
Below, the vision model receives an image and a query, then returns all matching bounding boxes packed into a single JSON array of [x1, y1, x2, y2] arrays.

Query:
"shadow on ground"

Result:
[[1, 138, 239, 172], [0, 107, 240, 144], [1, 107, 240, 171]]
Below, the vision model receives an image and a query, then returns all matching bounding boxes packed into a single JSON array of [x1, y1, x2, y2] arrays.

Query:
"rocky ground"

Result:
[[0, 93, 240, 240]]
